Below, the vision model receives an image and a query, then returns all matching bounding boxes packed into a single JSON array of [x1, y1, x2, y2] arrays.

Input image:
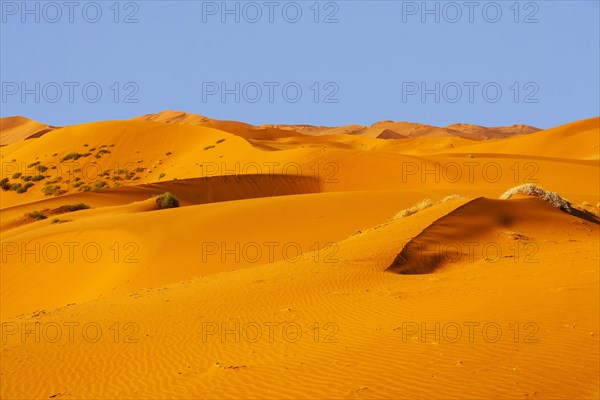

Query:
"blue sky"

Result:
[[1, 0, 599, 128]]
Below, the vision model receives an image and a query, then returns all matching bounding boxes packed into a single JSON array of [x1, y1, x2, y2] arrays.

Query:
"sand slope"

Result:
[[0, 114, 598, 399]]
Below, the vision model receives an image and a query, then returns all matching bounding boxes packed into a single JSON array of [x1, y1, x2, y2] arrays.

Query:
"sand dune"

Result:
[[388, 197, 598, 274], [1, 113, 598, 399], [0, 116, 58, 146]]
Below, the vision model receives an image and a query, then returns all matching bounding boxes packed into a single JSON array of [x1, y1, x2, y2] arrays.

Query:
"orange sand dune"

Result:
[[134, 110, 307, 140], [444, 117, 600, 159], [1, 114, 598, 399], [1, 195, 598, 399], [444, 123, 541, 139], [1, 189, 440, 318], [388, 197, 599, 274], [0, 116, 58, 146]]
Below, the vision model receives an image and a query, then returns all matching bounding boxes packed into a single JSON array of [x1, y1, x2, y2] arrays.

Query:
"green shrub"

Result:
[[12, 172, 21, 179], [31, 175, 45, 182], [42, 185, 65, 196], [16, 182, 34, 193], [93, 180, 108, 191], [156, 192, 180, 209], [55, 203, 90, 213], [61, 152, 88, 162], [0, 178, 10, 191], [27, 211, 47, 220], [27, 161, 40, 168], [158, 173, 166, 180]]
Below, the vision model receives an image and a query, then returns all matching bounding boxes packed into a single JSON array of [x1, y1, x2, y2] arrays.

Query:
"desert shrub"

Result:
[[10, 183, 22, 191], [42, 185, 65, 196], [500, 184, 571, 212], [216, 139, 226, 144], [204, 145, 215, 150], [27, 161, 40, 168], [36, 164, 48, 173], [158, 173, 166, 180], [51, 218, 60, 224], [392, 195, 465, 220], [46, 177, 61, 184], [27, 211, 47, 220], [0, 178, 10, 191], [61, 152, 88, 162], [31, 175, 45, 182], [78, 185, 91, 192], [16, 182, 34, 193], [394, 199, 434, 219], [73, 181, 84, 188], [56, 203, 90, 213], [12, 172, 21, 179], [93, 180, 108, 191], [156, 192, 180, 209]]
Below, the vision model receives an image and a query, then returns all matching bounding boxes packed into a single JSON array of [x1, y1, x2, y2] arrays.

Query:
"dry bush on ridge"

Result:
[[500, 183, 571, 212]]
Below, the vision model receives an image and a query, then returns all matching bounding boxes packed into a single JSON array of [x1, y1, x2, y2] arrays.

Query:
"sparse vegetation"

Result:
[[158, 173, 166, 180], [16, 182, 34, 193], [55, 203, 90, 213], [93, 180, 108, 191], [500, 184, 571, 212], [204, 145, 215, 150], [392, 195, 464, 220], [94, 148, 111, 159], [61, 152, 89, 162], [42, 185, 65, 196], [216, 139, 226, 144], [0, 178, 10, 191], [155, 192, 180, 209], [12, 172, 21, 179], [27, 211, 47, 220]]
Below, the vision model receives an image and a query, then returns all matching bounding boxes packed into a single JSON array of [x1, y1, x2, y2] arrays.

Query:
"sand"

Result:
[[1, 112, 598, 399]]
